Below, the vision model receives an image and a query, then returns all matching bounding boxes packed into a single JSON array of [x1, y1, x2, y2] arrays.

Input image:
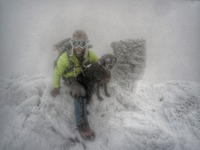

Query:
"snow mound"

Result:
[[0, 76, 200, 150]]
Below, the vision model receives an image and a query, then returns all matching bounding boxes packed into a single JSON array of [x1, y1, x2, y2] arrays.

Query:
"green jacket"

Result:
[[53, 49, 98, 88]]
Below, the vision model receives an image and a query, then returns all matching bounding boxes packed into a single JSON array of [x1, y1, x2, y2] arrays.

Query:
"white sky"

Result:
[[0, 0, 200, 83]]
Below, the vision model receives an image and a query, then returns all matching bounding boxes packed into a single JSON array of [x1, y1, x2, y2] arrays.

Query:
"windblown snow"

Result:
[[0, 76, 199, 150], [0, 0, 200, 150]]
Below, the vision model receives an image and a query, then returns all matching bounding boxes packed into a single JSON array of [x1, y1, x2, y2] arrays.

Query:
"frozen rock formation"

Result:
[[111, 39, 146, 92]]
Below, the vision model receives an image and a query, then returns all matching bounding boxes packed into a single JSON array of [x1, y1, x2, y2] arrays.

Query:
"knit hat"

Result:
[[72, 30, 89, 43]]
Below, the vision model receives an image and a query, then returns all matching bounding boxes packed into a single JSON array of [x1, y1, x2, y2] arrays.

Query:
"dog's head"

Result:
[[98, 54, 117, 70]]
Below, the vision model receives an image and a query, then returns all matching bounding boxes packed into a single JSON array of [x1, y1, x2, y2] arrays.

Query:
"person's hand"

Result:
[[51, 88, 60, 97]]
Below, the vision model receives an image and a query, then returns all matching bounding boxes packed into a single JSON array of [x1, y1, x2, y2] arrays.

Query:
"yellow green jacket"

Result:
[[53, 49, 98, 88]]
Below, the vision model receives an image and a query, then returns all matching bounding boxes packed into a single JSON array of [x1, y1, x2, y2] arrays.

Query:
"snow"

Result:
[[0, 76, 200, 150], [0, 0, 200, 149]]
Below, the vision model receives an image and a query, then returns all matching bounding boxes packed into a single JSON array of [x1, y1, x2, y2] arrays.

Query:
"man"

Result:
[[51, 30, 98, 139]]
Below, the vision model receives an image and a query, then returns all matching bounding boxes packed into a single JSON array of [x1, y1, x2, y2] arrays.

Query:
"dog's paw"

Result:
[[105, 92, 110, 97]]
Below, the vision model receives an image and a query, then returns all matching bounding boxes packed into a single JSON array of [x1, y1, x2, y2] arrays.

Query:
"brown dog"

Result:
[[77, 54, 116, 102]]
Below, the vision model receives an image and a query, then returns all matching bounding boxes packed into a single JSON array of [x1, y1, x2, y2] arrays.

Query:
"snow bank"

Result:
[[0, 76, 200, 150]]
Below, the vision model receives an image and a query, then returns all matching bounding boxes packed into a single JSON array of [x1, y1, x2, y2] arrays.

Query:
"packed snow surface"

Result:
[[0, 76, 200, 150]]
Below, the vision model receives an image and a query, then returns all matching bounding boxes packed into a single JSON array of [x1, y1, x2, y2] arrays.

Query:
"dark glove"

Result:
[[51, 88, 60, 97]]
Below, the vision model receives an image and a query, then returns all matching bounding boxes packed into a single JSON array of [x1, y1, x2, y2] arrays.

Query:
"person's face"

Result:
[[74, 47, 85, 56]]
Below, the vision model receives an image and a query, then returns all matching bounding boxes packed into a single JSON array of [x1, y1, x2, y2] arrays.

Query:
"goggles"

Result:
[[72, 40, 86, 48]]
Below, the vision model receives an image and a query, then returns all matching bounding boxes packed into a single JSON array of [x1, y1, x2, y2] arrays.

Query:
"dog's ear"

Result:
[[99, 55, 106, 67]]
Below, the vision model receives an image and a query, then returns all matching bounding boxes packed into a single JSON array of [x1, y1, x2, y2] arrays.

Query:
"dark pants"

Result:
[[64, 76, 88, 126], [74, 97, 88, 126]]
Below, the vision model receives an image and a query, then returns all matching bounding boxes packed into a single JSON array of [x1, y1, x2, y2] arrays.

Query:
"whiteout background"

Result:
[[0, 0, 200, 83], [0, 0, 200, 150]]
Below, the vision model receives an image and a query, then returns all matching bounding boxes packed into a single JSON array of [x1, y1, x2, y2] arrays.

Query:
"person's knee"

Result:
[[69, 82, 86, 97]]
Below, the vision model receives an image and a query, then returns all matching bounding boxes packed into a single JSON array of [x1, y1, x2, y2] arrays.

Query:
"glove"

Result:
[[51, 88, 60, 97]]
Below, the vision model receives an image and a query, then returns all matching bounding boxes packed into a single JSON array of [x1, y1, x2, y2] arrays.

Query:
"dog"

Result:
[[77, 54, 116, 102]]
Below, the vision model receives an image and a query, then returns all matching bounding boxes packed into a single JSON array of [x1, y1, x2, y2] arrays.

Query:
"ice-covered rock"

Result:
[[0, 76, 200, 150], [111, 39, 146, 92]]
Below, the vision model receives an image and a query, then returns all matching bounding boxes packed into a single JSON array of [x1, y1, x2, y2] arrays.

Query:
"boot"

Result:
[[84, 121, 95, 139], [77, 122, 95, 140]]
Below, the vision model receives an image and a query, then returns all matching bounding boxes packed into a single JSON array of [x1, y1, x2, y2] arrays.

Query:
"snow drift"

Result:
[[0, 1, 200, 150], [0, 75, 200, 150]]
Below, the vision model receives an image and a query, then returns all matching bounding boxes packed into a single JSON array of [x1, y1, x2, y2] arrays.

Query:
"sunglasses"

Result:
[[72, 41, 86, 48]]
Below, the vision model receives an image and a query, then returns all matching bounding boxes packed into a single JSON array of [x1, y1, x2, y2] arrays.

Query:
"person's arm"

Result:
[[53, 53, 69, 88], [51, 53, 69, 97]]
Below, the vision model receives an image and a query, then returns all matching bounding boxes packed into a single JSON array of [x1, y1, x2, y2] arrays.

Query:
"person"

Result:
[[51, 30, 98, 139]]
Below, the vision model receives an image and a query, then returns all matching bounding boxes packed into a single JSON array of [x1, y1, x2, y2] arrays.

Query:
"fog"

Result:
[[0, 0, 200, 83]]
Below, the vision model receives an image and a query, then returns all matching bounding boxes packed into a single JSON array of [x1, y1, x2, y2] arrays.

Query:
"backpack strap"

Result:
[[64, 56, 75, 74]]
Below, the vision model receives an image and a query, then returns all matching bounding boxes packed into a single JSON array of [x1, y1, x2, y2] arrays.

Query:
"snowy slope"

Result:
[[0, 76, 200, 150], [1, 1, 200, 149]]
